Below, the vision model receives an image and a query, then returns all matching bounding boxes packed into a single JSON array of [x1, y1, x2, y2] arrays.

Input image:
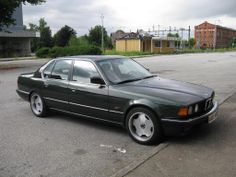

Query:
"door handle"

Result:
[[44, 83, 49, 88], [71, 89, 76, 92]]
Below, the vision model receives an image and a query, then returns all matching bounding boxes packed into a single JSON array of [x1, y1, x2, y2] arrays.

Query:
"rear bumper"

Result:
[[161, 101, 218, 135], [16, 89, 30, 101]]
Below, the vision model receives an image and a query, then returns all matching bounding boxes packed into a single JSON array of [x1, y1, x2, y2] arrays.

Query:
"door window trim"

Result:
[[70, 59, 108, 86]]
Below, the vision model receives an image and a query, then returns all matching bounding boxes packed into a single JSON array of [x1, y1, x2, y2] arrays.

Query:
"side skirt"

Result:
[[49, 107, 124, 126]]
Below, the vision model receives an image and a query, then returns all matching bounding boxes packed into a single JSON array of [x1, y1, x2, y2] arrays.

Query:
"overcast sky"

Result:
[[23, 0, 236, 37]]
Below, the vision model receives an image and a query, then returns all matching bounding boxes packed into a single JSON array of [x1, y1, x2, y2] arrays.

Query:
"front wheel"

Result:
[[30, 92, 47, 117], [126, 107, 163, 145]]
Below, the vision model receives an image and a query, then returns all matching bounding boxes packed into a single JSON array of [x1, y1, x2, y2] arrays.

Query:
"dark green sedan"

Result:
[[16, 56, 218, 145]]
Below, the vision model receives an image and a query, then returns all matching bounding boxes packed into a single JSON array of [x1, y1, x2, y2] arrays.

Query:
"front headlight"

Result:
[[194, 104, 199, 113], [188, 106, 193, 115]]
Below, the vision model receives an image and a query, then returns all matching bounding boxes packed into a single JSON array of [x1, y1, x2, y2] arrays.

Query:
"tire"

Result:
[[30, 92, 47, 117], [126, 107, 163, 145]]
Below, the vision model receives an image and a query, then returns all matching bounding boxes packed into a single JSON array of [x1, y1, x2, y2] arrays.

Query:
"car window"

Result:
[[51, 60, 72, 80], [72, 60, 100, 83], [43, 60, 55, 78], [97, 58, 152, 84]]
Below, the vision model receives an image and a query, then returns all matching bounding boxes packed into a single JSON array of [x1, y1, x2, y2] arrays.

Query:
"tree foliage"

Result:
[[54, 25, 77, 47], [69, 35, 89, 46], [28, 18, 53, 51], [0, 0, 45, 30], [88, 25, 112, 49], [167, 33, 179, 38]]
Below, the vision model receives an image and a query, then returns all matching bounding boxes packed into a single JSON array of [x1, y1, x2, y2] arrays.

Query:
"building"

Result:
[[116, 32, 179, 53], [111, 30, 128, 46], [195, 21, 236, 49], [0, 4, 38, 57]]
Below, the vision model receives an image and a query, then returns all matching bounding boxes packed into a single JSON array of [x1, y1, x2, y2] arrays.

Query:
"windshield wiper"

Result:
[[116, 78, 143, 84], [141, 75, 156, 79], [116, 75, 156, 84]]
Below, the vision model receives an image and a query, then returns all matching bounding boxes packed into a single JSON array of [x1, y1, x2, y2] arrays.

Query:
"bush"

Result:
[[36, 45, 102, 58], [36, 47, 50, 58]]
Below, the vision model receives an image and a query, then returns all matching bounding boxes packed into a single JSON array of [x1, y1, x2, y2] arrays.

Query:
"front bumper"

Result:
[[161, 101, 218, 135]]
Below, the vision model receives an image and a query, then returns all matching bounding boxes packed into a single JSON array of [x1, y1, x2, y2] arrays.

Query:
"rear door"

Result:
[[42, 59, 72, 111], [68, 60, 110, 120]]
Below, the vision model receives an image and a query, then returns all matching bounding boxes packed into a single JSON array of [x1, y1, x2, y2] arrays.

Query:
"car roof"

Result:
[[54, 55, 129, 61]]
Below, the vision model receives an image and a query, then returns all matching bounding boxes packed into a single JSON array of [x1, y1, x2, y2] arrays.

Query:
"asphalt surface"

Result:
[[125, 93, 236, 177], [0, 52, 235, 177]]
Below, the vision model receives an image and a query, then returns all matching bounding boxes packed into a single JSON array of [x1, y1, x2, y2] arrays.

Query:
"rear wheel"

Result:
[[30, 92, 47, 117], [126, 107, 163, 145]]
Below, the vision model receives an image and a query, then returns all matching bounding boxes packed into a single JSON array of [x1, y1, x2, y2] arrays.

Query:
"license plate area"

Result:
[[208, 111, 217, 124]]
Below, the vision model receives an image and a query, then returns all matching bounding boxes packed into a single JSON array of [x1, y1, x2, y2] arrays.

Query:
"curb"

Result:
[[110, 143, 169, 177], [0, 57, 38, 62], [110, 91, 235, 177], [219, 92, 236, 105]]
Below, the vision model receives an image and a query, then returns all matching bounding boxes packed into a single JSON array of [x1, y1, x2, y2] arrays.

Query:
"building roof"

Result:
[[195, 21, 236, 32], [120, 32, 143, 39]]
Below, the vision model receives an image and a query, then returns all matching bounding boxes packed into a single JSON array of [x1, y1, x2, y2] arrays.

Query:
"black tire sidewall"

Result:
[[126, 107, 163, 145]]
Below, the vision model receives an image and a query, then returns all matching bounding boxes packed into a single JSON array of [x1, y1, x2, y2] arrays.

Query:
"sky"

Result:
[[23, 0, 236, 37]]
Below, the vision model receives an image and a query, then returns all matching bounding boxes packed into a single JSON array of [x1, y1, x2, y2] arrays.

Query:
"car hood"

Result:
[[115, 77, 213, 105]]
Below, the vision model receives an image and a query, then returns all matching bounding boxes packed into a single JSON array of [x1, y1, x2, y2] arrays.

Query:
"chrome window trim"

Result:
[[40, 59, 56, 79], [71, 59, 109, 86]]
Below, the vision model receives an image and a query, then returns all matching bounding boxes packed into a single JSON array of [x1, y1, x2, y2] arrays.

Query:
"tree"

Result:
[[0, 0, 45, 30], [54, 25, 76, 47], [88, 25, 112, 48], [167, 33, 179, 38], [188, 38, 195, 48], [28, 18, 53, 51], [69, 35, 89, 46]]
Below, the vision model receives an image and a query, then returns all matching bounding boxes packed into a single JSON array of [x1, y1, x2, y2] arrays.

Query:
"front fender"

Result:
[[124, 98, 162, 120]]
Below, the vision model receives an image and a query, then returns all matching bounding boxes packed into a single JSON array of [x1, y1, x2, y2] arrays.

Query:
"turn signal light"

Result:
[[178, 107, 188, 117]]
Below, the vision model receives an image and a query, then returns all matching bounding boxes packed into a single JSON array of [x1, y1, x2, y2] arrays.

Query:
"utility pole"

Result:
[[101, 14, 104, 52], [188, 26, 191, 48], [180, 28, 185, 49]]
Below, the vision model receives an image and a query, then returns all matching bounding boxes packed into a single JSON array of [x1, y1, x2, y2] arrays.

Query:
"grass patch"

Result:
[[103, 49, 153, 56]]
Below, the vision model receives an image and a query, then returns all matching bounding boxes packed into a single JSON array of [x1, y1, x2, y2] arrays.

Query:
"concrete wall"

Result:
[[0, 38, 31, 57]]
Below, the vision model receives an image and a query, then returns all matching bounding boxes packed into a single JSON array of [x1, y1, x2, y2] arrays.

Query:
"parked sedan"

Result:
[[16, 56, 218, 144]]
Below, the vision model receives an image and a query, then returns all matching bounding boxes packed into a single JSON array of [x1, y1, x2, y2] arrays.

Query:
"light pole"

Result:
[[101, 14, 104, 52]]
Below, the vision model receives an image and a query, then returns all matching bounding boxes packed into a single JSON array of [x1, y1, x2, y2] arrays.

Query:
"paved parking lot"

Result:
[[0, 52, 235, 177]]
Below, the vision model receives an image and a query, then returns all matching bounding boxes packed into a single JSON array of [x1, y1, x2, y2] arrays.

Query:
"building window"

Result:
[[167, 41, 170, 47], [154, 40, 161, 48]]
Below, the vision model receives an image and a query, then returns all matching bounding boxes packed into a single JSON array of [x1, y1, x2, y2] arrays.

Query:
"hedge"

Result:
[[36, 45, 102, 58]]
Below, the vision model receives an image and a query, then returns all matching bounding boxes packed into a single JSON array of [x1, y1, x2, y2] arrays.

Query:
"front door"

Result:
[[68, 60, 109, 120]]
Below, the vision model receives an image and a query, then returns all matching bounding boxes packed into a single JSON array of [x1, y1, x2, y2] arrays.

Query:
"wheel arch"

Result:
[[123, 99, 161, 128]]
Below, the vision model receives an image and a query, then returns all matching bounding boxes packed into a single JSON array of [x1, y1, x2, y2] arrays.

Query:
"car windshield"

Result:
[[97, 58, 154, 84]]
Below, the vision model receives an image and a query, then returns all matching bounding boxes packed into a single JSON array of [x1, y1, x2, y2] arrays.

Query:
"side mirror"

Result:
[[90, 76, 105, 85], [146, 68, 150, 71]]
